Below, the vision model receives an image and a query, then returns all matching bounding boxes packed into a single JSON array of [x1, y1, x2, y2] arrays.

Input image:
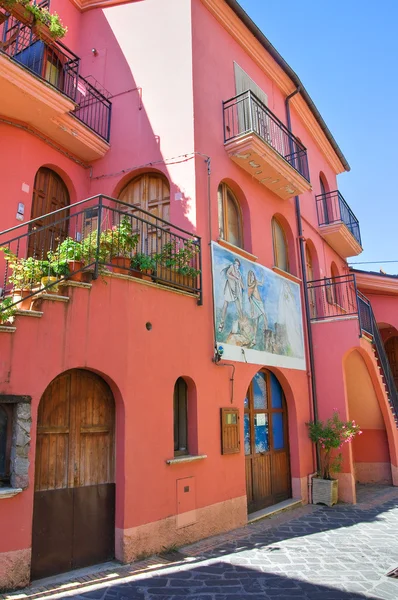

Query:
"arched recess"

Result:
[[244, 369, 291, 513], [31, 369, 115, 580], [305, 240, 320, 319], [173, 375, 198, 457], [385, 335, 398, 389], [344, 349, 392, 485], [318, 172, 333, 225], [28, 167, 70, 258], [271, 213, 297, 276]]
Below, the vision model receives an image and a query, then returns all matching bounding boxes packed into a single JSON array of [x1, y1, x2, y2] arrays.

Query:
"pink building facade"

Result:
[[0, 0, 397, 591]]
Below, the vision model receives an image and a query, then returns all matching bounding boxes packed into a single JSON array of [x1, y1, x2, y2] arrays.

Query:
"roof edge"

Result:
[[225, 0, 350, 172]]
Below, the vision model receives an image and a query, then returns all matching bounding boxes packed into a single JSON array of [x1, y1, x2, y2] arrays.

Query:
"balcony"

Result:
[[223, 91, 311, 200], [0, 6, 111, 161], [316, 191, 362, 257], [0, 195, 202, 310]]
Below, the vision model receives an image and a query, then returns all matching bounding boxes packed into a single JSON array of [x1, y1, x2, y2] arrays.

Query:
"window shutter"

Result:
[[220, 408, 240, 455], [234, 62, 268, 106]]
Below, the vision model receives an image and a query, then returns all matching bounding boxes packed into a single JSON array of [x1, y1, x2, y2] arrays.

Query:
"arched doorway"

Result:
[[385, 336, 398, 389], [28, 167, 70, 258], [119, 172, 170, 253], [32, 370, 115, 580], [244, 370, 291, 513]]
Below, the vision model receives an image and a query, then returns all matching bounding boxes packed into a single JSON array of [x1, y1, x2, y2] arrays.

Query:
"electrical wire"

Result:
[[349, 260, 398, 265], [90, 151, 211, 181]]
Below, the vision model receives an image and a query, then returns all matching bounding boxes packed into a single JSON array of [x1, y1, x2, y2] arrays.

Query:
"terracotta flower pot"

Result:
[[312, 477, 338, 507], [13, 289, 31, 311], [111, 256, 130, 274], [156, 265, 196, 290], [68, 260, 85, 282], [132, 268, 154, 282]]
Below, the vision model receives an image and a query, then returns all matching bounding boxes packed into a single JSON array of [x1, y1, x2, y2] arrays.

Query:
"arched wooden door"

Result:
[[32, 370, 115, 580], [385, 337, 398, 390], [306, 245, 316, 319], [119, 173, 170, 254], [28, 167, 70, 258], [244, 370, 291, 513]]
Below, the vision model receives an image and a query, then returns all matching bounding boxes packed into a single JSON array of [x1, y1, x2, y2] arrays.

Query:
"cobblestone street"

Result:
[[5, 486, 398, 600]]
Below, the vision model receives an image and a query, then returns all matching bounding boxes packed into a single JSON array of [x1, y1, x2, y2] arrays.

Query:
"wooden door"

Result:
[[32, 370, 115, 580], [385, 337, 398, 390], [244, 371, 291, 514], [119, 173, 170, 255], [306, 245, 316, 319], [28, 167, 70, 259]]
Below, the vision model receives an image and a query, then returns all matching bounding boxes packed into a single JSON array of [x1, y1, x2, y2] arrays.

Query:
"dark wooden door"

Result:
[[119, 173, 170, 254], [385, 337, 398, 390], [244, 370, 291, 514], [32, 370, 115, 580], [28, 167, 70, 259]]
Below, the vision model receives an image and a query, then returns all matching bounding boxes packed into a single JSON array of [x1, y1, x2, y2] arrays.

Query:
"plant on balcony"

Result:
[[307, 411, 362, 506], [156, 239, 200, 288], [47, 237, 84, 282], [0, 247, 43, 309], [0, 0, 67, 39], [0, 297, 16, 325], [131, 253, 156, 281], [100, 216, 139, 274]]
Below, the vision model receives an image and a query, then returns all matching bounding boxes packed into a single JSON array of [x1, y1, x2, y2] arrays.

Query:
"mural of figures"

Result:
[[212, 242, 306, 371]]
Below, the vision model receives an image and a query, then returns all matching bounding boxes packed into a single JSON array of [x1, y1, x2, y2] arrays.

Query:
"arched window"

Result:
[[174, 378, 188, 456], [319, 174, 327, 196], [306, 244, 316, 318], [272, 217, 289, 273], [217, 183, 243, 248]]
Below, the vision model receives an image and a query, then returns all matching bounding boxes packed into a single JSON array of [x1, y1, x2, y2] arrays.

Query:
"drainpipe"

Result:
[[285, 87, 321, 474]]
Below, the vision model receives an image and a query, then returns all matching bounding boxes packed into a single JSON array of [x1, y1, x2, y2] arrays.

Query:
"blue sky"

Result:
[[239, 0, 398, 274]]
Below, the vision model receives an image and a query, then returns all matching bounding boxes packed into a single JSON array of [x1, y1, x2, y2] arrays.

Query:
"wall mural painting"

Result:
[[212, 242, 306, 371]]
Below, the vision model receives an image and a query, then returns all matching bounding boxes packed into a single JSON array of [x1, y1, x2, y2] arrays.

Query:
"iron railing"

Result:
[[307, 275, 398, 425], [368, 303, 398, 423], [307, 274, 359, 322], [316, 191, 362, 247], [0, 7, 111, 140], [223, 90, 310, 182], [0, 195, 202, 312]]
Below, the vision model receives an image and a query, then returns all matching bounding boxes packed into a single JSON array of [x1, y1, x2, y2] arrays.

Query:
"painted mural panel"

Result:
[[212, 242, 306, 370]]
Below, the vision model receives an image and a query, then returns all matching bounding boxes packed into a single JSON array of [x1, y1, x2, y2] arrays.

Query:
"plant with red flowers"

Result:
[[307, 411, 362, 480]]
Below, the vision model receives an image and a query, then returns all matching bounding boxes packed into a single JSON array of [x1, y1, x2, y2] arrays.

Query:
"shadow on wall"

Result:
[[79, 9, 200, 234]]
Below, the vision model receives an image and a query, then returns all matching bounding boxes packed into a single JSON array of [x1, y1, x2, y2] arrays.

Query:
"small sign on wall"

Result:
[[16, 202, 25, 221]]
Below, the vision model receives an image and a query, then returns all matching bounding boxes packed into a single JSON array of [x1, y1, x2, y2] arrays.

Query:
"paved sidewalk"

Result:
[[4, 485, 398, 600]]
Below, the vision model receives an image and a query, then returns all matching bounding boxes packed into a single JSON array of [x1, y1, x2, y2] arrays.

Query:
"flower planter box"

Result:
[[312, 477, 338, 507], [131, 268, 153, 282], [156, 265, 197, 292], [7, 2, 33, 27]]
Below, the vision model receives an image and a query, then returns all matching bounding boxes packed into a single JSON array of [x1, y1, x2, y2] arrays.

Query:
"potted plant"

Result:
[[156, 239, 200, 290], [0, 297, 16, 325], [40, 259, 69, 294], [131, 253, 156, 281], [100, 216, 139, 274], [48, 237, 84, 282], [307, 411, 362, 506], [1, 248, 43, 309], [0, 1, 67, 39]]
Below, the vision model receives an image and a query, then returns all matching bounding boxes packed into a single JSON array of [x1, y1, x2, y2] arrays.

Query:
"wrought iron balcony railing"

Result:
[[316, 190, 361, 247], [0, 9, 111, 141], [307, 275, 398, 425], [0, 195, 202, 310], [223, 90, 310, 182]]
